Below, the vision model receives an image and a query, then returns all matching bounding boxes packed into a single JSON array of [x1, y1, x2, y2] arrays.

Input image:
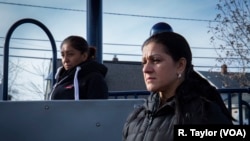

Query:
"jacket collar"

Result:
[[144, 92, 175, 115]]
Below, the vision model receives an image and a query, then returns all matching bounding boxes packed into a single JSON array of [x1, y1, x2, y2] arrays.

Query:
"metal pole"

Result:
[[86, 0, 103, 63], [2, 18, 57, 100]]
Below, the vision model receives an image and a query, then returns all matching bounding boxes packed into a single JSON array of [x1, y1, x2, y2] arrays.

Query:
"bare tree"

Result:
[[16, 59, 50, 100], [0, 58, 50, 100], [0, 59, 23, 99], [208, 0, 250, 87], [28, 60, 49, 99]]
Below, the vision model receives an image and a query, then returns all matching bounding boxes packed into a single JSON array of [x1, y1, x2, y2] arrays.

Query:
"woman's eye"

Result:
[[61, 53, 74, 57], [152, 59, 160, 63], [141, 58, 147, 65]]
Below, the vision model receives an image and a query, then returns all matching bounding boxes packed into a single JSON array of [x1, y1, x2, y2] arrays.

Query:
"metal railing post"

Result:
[[2, 18, 57, 100], [87, 0, 103, 63]]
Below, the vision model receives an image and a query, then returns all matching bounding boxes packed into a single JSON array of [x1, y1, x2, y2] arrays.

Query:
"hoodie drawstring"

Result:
[[74, 66, 81, 100]]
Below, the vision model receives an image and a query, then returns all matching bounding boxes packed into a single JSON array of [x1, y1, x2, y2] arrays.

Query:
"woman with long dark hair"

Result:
[[122, 32, 233, 141]]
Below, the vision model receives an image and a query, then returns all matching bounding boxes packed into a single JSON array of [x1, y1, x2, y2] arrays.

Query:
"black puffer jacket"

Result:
[[122, 93, 233, 141], [50, 60, 108, 100]]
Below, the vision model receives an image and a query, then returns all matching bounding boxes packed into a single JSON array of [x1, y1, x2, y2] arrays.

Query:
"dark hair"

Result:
[[143, 32, 192, 76], [142, 32, 233, 123], [61, 35, 96, 60], [88, 46, 97, 60], [61, 35, 88, 53]]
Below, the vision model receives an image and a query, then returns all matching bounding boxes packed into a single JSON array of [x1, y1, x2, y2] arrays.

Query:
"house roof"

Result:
[[198, 70, 250, 103], [198, 71, 250, 89], [104, 61, 146, 91], [48, 59, 147, 91], [47, 59, 250, 103]]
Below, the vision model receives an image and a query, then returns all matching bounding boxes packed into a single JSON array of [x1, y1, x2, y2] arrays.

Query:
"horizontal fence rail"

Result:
[[109, 88, 250, 125], [218, 88, 250, 125]]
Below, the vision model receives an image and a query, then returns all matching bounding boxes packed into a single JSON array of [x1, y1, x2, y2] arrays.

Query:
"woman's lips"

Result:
[[146, 77, 155, 82]]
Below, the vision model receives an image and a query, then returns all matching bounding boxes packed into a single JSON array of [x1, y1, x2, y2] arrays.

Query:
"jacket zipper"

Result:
[[142, 114, 153, 141], [48, 76, 68, 100], [142, 96, 165, 141]]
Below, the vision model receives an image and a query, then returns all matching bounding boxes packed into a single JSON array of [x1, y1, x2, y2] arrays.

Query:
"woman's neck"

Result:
[[159, 77, 184, 104]]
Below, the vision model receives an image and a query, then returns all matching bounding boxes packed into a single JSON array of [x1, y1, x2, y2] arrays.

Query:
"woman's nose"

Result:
[[142, 63, 153, 73], [63, 56, 69, 63]]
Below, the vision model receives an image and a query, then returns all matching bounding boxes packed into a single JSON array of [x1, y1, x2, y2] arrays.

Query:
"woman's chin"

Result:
[[64, 66, 72, 70], [146, 86, 157, 92]]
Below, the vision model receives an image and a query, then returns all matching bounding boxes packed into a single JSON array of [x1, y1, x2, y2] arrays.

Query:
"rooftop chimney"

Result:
[[221, 64, 228, 75], [112, 55, 119, 62]]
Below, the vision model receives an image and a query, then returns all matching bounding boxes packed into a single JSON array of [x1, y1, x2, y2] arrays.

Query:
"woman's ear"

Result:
[[81, 52, 88, 61], [177, 57, 187, 73]]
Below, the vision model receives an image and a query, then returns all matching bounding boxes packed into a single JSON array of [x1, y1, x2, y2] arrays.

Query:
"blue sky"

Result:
[[0, 0, 223, 100], [0, 0, 219, 62]]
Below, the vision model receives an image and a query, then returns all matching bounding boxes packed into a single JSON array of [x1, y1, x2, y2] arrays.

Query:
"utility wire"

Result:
[[0, 1, 216, 22], [0, 37, 219, 49], [0, 44, 225, 51], [104, 12, 214, 22], [0, 52, 244, 60], [1, 37, 248, 51], [0, 1, 86, 12], [1, 54, 248, 69], [0, 37, 62, 43], [4, 59, 44, 76]]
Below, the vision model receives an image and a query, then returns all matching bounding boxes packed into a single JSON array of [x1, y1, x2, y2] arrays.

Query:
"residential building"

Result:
[[45, 60, 250, 124]]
